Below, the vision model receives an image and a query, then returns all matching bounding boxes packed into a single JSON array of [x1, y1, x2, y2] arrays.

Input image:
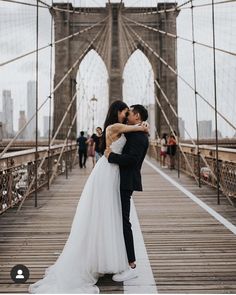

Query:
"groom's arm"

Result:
[[108, 135, 147, 167]]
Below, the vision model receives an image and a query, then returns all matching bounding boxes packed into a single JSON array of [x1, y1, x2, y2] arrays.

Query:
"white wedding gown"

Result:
[[28, 134, 129, 294]]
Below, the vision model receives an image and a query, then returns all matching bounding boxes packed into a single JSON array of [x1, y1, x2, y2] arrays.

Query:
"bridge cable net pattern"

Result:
[[0, 0, 236, 214]]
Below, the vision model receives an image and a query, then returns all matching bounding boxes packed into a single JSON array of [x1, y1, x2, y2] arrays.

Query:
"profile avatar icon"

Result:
[[11, 264, 29, 283], [16, 269, 24, 279]]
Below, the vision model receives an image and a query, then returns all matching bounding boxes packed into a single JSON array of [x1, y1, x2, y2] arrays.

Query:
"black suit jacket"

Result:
[[108, 132, 149, 191]]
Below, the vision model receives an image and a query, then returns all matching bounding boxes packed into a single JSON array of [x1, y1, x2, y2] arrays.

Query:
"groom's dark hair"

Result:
[[130, 104, 148, 121]]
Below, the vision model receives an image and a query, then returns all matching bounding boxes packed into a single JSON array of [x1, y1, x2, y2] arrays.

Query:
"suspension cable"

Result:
[[1, 0, 47, 9], [17, 28, 107, 211], [0, 16, 109, 67], [1, 0, 103, 14], [17, 88, 86, 211], [211, 0, 221, 204], [47, 0, 53, 190], [125, 0, 236, 15], [27, 22, 108, 184], [50, 1, 103, 15], [123, 16, 236, 57], [155, 93, 199, 183], [122, 18, 222, 185], [190, 0, 201, 188], [34, 0, 39, 207], [121, 18, 199, 182], [121, 21, 149, 105], [123, 19, 236, 132], [0, 23, 106, 159]]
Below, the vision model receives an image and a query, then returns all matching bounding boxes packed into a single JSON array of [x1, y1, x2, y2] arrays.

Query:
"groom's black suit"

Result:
[[108, 131, 149, 263]]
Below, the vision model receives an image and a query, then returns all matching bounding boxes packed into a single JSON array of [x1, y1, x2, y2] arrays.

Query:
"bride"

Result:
[[28, 100, 148, 294]]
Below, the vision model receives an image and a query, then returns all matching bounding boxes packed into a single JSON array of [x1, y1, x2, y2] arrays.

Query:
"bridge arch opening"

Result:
[[122, 49, 156, 139], [76, 49, 109, 137]]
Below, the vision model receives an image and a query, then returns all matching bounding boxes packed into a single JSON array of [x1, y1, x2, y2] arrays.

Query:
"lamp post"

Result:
[[90, 95, 98, 133]]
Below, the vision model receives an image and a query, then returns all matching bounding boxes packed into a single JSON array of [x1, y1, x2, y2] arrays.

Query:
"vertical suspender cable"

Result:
[[66, 1, 70, 180], [191, 0, 201, 187], [35, 0, 39, 207], [47, 0, 53, 190], [173, 0, 180, 178], [211, 0, 220, 204]]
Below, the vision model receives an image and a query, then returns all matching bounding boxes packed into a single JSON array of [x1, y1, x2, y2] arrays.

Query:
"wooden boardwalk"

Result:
[[0, 157, 236, 293], [140, 158, 236, 294]]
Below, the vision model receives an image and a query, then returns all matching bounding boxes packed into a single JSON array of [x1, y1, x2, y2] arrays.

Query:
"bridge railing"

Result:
[[148, 141, 236, 201], [0, 143, 78, 214]]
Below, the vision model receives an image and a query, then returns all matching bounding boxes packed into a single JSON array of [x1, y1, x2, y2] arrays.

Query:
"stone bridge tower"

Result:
[[52, 2, 178, 139]]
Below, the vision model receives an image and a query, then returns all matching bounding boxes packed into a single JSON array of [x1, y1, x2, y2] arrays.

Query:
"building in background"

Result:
[[2, 90, 14, 138], [0, 111, 6, 139], [147, 104, 155, 139], [27, 81, 36, 140], [43, 115, 52, 138], [212, 129, 223, 139], [0, 122, 3, 141], [18, 110, 27, 140], [198, 120, 212, 139], [178, 117, 185, 139]]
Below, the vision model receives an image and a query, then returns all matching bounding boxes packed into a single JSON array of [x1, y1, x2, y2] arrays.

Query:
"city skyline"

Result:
[[0, 84, 52, 140]]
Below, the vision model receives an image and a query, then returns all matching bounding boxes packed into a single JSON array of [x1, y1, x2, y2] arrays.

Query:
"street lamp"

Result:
[[90, 95, 98, 133]]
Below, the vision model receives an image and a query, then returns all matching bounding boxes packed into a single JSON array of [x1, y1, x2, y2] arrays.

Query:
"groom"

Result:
[[105, 104, 149, 282]]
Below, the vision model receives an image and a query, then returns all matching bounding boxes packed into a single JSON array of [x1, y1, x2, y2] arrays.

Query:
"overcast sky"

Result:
[[0, 0, 236, 138]]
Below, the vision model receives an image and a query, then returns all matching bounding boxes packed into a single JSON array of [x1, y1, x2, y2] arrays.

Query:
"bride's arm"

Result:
[[108, 123, 148, 135]]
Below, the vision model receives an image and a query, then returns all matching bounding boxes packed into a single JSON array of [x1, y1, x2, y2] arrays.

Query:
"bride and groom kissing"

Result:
[[29, 100, 149, 294]]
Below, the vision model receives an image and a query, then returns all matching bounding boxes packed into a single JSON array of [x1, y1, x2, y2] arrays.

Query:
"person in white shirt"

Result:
[[160, 133, 168, 168]]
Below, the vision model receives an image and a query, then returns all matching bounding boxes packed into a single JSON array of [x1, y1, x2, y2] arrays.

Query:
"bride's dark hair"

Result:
[[101, 100, 128, 154]]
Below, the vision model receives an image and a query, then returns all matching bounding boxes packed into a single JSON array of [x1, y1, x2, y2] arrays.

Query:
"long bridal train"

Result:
[[28, 135, 129, 294]]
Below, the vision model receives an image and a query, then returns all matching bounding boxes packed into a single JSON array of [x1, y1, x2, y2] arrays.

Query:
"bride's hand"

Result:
[[140, 121, 149, 133]]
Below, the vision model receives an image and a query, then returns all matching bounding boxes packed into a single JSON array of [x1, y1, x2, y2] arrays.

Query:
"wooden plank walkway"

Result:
[[138, 158, 236, 293], [0, 157, 236, 293]]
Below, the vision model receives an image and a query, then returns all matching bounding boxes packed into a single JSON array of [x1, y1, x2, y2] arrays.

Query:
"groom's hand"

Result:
[[104, 147, 112, 158]]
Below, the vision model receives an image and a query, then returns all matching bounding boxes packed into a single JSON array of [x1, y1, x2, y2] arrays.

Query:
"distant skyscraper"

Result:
[[147, 104, 155, 139], [178, 117, 185, 139], [212, 129, 223, 139], [2, 90, 14, 137], [43, 116, 52, 138], [27, 81, 36, 140], [0, 111, 6, 139], [18, 110, 27, 140], [198, 120, 212, 139]]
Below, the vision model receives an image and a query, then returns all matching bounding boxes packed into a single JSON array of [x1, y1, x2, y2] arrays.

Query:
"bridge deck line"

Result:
[[0, 158, 236, 293]]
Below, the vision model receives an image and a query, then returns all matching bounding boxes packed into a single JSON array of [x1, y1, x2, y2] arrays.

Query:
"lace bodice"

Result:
[[110, 134, 126, 154]]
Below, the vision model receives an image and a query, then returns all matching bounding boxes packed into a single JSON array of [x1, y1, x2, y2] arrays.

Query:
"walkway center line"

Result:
[[123, 199, 158, 294], [145, 159, 236, 235]]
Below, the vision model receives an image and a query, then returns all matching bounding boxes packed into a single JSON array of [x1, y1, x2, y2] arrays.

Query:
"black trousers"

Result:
[[120, 189, 135, 263], [78, 150, 87, 168]]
